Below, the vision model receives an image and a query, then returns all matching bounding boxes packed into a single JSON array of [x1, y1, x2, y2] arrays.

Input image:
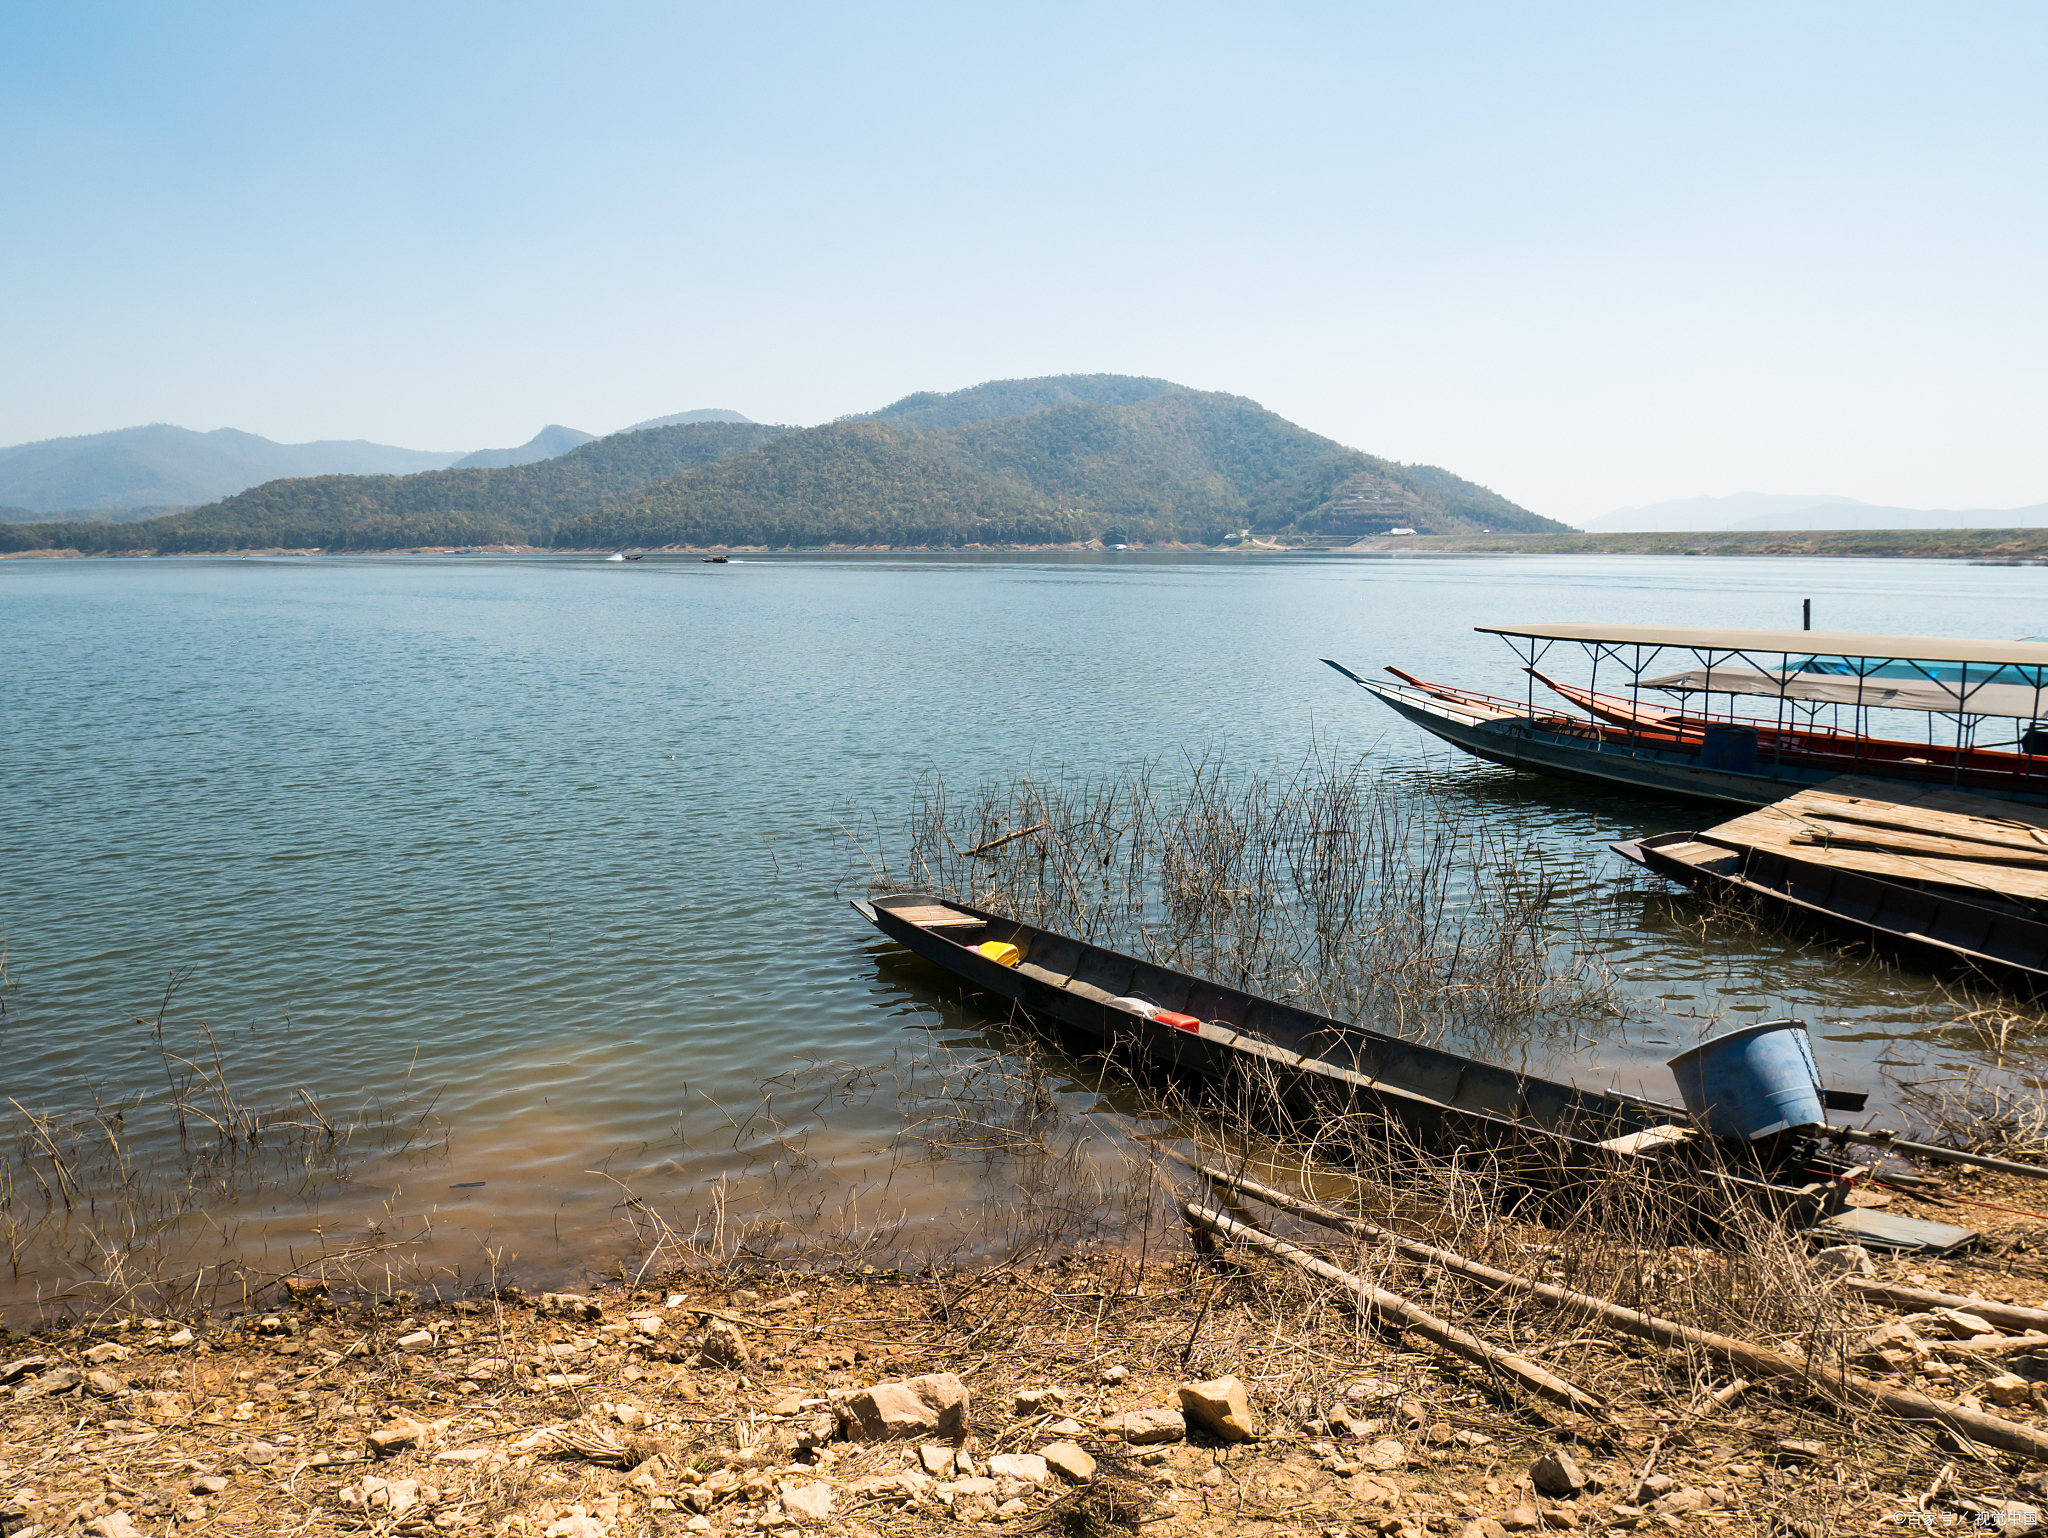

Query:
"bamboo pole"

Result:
[[1845, 1280, 2048, 1332], [1183, 1160, 2048, 1463], [1182, 1202, 1603, 1415]]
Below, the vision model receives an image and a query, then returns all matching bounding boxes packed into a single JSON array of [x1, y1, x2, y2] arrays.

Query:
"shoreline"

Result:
[[2, 1166, 2036, 1538], [9, 530, 2048, 562]]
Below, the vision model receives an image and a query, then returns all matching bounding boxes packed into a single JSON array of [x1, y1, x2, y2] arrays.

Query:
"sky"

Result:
[[3, 2, 2043, 521]]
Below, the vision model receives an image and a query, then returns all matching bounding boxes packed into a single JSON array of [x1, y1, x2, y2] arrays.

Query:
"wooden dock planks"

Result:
[[1701, 776, 2048, 903]]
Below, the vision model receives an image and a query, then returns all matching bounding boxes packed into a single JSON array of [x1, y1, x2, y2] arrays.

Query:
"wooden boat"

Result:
[[1330, 623, 2048, 809], [854, 894, 1874, 1232], [1612, 831, 2048, 999]]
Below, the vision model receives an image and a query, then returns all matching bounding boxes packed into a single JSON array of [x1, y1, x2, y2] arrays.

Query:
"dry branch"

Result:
[[1185, 1158, 2048, 1463], [1183, 1201, 1604, 1414]]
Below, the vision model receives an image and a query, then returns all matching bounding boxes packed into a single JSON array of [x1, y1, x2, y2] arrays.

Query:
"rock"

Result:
[[629, 1315, 663, 1338], [781, 1481, 834, 1523], [1366, 1437, 1407, 1471], [85, 1369, 124, 1398], [1460, 1521, 1508, 1538], [767, 1391, 809, 1416], [0, 1355, 51, 1384], [693, 1319, 751, 1368], [166, 1327, 194, 1346], [1398, 1397, 1427, 1427], [542, 1507, 609, 1538], [1935, 1308, 1998, 1339], [850, 1470, 931, 1503], [1179, 1375, 1258, 1441], [14, 1366, 80, 1399], [1541, 1511, 1577, 1531], [834, 1372, 970, 1441], [1102, 1364, 1129, 1383], [84, 1342, 134, 1365], [1102, 1407, 1186, 1444], [1501, 1506, 1540, 1532], [1770, 1439, 1828, 1465], [921, 1443, 958, 1475], [793, 1410, 837, 1452], [1531, 1450, 1585, 1497], [191, 1476, 229, 1496], [1811, 1244, 1875, 1279], [540, 1292, 604, 1321], [989, 1453, 1048, 1486], [1860, 1320, 1923, 1357], [1015, 1386, 1067, 1415], [1634, 1474, 1673, 1502], [83, 1515, 144, 1538], [368, 1414, 431, 1455], [396, 1330, 435, 1352], [1987, 1373, 2037, 1408], [466, 1357, 507, 1381], [940, 1476, 999, 1500], [136, 1389, 190, 1422], [244, 1441, 280, 1466], [1042, 1440, 1095, 1483], [282, 1274, 329, 1300], [1650, 1488, 1709, 1516]]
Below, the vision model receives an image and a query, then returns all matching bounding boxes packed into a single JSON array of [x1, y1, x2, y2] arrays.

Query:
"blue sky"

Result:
[[4, 2, 2042, 519]]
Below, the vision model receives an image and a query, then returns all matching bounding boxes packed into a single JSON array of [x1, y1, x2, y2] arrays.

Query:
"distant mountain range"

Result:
[[0, 375, 1565, 555], [0, 410, 754, 516], [1579, 492, 2048, 533]]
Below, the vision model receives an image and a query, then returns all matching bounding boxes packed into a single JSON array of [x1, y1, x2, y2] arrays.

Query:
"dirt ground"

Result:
[[6, 1159, 2048, 1538]]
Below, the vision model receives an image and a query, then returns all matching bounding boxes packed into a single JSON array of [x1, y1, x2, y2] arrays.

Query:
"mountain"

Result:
[[0, 423, 788, 555], [623, 409, 752, 431], [0, 424, 467, 513], [451, 424, 598, 469], [843, 374, 1180, 431], [562, 381, 1561, 549], [1, 503, 190, 525], [1581, 491, 2048, 533], [1, 376, 1565, 555]]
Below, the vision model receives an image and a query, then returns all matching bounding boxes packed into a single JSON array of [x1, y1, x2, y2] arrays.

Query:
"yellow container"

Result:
[[975, 940, 1022, 968]]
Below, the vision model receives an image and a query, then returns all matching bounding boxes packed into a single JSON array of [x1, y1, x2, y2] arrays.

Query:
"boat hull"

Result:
[[1614, 832, 2048, 999], [855, 893, 1846, 1226], [1358, 678, 2048, 809]]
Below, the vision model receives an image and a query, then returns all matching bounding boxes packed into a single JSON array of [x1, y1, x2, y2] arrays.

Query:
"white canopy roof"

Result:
[[1476, 623, 2048, 668], [1642, 666, 2048, 720]]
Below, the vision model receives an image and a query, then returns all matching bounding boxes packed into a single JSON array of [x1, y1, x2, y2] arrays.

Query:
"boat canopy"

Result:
[[1641, 666, 2048, 719], [1475, 624, 2048, 669]]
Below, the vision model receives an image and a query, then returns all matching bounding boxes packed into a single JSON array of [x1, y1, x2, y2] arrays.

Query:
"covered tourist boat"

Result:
[[852, 893, 1975, 1249], [1327, 624, 2048, 808]]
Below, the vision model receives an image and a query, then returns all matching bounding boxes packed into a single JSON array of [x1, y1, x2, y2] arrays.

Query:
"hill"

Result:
[[0, 424, 465, 512], [561, 383, 1562, 550], [844, 374, 1181, 431], [0, 376, 1565, 555], [0, 423, 788, 555], [1342, 528, 2048, 558], [452, 425, 598, 469], [623, 409, 753, 431]]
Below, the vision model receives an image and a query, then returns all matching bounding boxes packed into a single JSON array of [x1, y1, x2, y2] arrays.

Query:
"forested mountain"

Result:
[[0, 424, 465, 512], [1, 376, 1564, 554], [624, 408, 753, 430], [452, 424, 597, 469], [2, 422, 787, 554], [844, 374, 1180, 431]]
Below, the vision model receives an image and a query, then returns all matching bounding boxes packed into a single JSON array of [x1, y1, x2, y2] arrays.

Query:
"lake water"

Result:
[[3, 550, 2042, 1310]]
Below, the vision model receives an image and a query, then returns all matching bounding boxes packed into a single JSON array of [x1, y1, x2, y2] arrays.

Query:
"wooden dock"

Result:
[[1699, 775, 2048, 905]]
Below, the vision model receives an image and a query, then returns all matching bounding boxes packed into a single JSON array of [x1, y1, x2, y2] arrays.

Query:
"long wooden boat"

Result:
[[1331, 664, 2048, 810], [855, 893, 1868, 1230], [1613, 831, 2048, 999], [1331, 623, 2048, 811]]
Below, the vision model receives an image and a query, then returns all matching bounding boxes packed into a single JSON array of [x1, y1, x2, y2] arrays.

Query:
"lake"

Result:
[[3, 550, 2040, 1310]]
